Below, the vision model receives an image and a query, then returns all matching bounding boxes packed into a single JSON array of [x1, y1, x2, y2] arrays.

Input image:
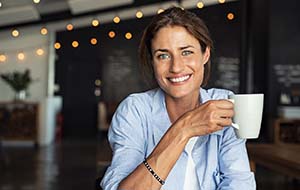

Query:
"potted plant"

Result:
[[0, 69, 33, 101]]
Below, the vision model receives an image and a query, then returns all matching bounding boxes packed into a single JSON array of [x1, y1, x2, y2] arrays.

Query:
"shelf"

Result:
[[0, 102, 39, 143], [274, 118, 300, 145]]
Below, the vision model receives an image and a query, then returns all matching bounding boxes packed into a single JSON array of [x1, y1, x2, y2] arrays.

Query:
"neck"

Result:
[[165, 93, 200, 123]]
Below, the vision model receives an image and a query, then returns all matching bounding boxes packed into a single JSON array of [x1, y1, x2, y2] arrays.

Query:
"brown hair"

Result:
[[139, 6, 213, 87]]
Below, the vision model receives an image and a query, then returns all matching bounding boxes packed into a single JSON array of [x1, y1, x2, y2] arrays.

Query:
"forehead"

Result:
[[151, 25, 199, 48]]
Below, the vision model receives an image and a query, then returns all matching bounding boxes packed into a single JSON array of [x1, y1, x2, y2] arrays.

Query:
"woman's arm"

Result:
[[118, 118, 188, 190], [116, 99, 234, 190], [217, 127, 256, 190]]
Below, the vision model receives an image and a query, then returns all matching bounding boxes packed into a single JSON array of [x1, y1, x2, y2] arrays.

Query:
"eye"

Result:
[[182, 50, 193, 56], [157, 53, 170, 60]]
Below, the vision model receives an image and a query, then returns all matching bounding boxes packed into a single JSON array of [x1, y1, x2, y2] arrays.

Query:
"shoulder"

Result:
[[108, 90, 159, 143], [203, 88, 234, 100], [126, 88, 158, 104], [115, 88, 160, 116]]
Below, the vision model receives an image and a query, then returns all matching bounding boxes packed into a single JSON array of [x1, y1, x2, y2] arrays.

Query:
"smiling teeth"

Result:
[[169, 75, 190, 83]]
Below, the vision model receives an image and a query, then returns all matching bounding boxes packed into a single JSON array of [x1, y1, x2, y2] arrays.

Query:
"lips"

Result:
[[168, 74, 191, 83]]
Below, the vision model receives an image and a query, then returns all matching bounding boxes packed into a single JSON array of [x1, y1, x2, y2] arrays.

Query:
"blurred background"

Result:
[[0, 0, 299, 189]]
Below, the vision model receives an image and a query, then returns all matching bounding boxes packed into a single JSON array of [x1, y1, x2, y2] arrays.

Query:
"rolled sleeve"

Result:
[[100, 96, 146, 190], [217, 127, 256, 190]]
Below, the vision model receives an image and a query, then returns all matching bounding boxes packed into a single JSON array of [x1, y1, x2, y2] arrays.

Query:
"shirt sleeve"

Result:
[[100, 96, 146, 190], [217, 127, 256, 190]]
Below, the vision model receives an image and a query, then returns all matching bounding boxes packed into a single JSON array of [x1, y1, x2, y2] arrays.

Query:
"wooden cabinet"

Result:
[[274, 118, 300, 145], [0, 102, 39, 142]]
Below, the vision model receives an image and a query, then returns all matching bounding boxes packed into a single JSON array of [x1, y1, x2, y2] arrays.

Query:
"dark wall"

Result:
[[268, 0, 300, 109], [55, 26, 103, 138], [96, 18, 152, 103], [267, 0, 300, 140], [242, 0, 300, 142], [240, 0, 270, 142], [195, 2, 242, 93]]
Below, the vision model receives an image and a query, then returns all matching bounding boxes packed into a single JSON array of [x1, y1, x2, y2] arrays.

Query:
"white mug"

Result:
[[229, 94, 264, 139]]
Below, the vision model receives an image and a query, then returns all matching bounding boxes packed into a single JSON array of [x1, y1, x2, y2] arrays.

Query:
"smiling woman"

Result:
[[100, 7, 255, 190], [151, 26, 210, 101]]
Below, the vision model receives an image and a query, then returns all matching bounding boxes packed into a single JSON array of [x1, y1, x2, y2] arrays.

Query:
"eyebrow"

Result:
[[179, 45, 195, 50], [153, 49, 168, 55], [153, 45, 195, 54]]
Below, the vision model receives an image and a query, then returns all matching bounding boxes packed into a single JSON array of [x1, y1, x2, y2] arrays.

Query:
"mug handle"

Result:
[[228, 99, 239, 130], [231, 123, 239, 129]]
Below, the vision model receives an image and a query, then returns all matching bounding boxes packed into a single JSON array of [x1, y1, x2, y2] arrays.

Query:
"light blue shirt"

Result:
[[101, 88, 256, 190]]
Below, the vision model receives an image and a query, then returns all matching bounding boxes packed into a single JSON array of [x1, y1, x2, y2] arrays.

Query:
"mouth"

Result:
[[168, 74, 191, 83]]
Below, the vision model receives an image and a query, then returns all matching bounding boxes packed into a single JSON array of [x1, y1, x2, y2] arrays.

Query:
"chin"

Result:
[[158, 81, 201, 100], [164, 89, 193, 99]]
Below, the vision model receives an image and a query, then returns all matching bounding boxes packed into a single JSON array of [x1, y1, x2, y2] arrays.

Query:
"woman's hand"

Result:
[[174, 100, 234, 138]]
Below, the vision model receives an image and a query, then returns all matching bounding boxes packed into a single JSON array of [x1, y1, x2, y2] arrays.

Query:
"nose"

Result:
[[169, 55, 185, 73]]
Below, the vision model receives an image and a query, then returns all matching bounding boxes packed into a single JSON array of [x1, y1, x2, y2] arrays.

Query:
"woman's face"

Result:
[[151, 25, 210, 100]]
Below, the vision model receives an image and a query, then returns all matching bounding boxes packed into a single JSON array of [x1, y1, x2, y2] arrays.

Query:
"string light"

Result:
[[2, 2, 238, 61], [12, 29, 19, 37], [95, 79, 101, 86], [17, 52, 25, 60], [108, 31, 116, 38], [94, 88, 101, 96], [36, 48, 44, 56], [125, 32, 132, 40], [197, 2, 204, 9], [157, 8, 164, 14], [66, 23, 74, 31], [227, 12, 234, 20], [136, 11, 143, 19], [92, 19, 99, 27], [72, 41, 79, 48], [113, 16, 120, 24], [0, 54, 6, 62], [54, 42, 61, 49], [40, 27, 48, 35], [90, 38, 97, 45]]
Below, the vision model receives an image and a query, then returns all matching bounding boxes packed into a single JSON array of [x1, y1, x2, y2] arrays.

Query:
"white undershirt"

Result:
[[183, 137, 199, 190]]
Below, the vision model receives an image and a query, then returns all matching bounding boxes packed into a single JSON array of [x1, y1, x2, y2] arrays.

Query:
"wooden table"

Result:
[[247, 143, 300, 179]]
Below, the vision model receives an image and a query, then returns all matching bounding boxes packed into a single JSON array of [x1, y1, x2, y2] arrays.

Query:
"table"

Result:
[[247, 143, 300, 179]]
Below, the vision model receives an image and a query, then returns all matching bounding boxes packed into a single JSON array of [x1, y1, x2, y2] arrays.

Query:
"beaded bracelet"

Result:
[[143, 159, 165, 185]]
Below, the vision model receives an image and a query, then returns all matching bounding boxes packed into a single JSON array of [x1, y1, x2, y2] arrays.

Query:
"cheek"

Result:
[[152, 63, 159, 76], [152, 64, 163, 81], [191, 60, 205, 80], [153, 69, 166, 89], [186, 57, 203, 70], [153, 61, 166, 74]]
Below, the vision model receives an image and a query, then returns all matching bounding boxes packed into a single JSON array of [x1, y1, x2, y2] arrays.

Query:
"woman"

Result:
[[101, 7, 255, 190]]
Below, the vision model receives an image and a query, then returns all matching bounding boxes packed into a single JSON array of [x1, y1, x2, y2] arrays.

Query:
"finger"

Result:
[[217, 109, 234, 119], [215, 99, 234, 109], [216, 117, 233, 127]]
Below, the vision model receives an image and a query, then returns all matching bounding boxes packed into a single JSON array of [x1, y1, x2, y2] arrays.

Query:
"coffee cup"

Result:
[[228, 94, 264, 139]]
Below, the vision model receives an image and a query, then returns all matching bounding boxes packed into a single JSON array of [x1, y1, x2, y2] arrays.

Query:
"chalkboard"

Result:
[[273, 64, 300, 87], [209, 56, 240, 93], [101, 48, 142, 102]]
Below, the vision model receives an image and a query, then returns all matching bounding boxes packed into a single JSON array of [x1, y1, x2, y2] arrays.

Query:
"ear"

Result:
[[203, 47, 210, 65]]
